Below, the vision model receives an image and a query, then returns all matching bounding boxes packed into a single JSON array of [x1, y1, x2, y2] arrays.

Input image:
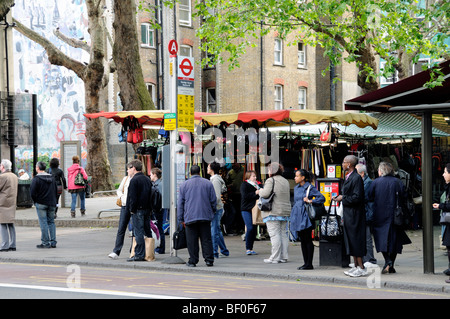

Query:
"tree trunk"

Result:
[[113, 0, 154, 111], [357, 47, 379, 94]]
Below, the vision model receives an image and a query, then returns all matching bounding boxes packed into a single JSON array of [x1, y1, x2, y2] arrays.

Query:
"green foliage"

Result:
[[193, 0, 450, 90]]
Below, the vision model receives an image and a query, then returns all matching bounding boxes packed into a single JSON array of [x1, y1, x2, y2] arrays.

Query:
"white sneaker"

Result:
[[364, 261, 378, 268], [108, 252, 118, 259], [344, 267, 357, 276], [264, 258, 280, 264], [349, 266, 368, 277]]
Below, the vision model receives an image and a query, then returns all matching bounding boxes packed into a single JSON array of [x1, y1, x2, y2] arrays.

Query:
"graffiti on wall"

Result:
[[12, 0, 88, 170]]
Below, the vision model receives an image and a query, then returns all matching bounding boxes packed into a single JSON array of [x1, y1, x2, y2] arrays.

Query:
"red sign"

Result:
[[168, 39, 178, 55], [179, 58, 193, 77]]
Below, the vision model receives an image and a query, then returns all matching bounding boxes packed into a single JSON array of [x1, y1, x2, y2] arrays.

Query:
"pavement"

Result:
[[3, 195, 450, 296]]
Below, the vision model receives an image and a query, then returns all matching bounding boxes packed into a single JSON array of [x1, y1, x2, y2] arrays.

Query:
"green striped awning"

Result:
[[338, 112, 450, 138]]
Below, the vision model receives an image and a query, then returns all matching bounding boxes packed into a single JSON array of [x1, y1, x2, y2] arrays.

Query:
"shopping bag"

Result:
[[130, 237, 155, 261], [320, 200, 343, 241], [252, 200, 265, 225], [305, 185, 327, 220]]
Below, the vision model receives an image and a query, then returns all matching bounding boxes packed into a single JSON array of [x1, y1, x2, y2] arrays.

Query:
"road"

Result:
[[0, 262, 447, 300]]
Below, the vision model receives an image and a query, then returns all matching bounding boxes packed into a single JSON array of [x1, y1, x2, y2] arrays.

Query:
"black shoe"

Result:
[[443, 268, 450, 276], [0, 249, 9, 252], [127, 256, 146, 262], [9, 248, 16, 251], [186, 262, 196, 267], [206, 261, 214, 267], [36, 244, 51, 249], [51, 245, 57, 248], [297, 265, 314, 270]]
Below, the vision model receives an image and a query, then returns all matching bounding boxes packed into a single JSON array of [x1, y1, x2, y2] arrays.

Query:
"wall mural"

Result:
[[12, 0, 88, 173]]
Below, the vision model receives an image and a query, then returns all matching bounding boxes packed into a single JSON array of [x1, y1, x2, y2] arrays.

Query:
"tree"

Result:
[[195, 0, 450, 94], [11, 0, 157, 191]]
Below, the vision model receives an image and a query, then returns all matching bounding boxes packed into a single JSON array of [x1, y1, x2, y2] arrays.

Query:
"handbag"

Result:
[[116, 198, 122, 207], [320, 200, 343, 241], [56, 184, 63, 195], [304, 185, 327, 220], [173, 224, 187, 250], [394, 192, 404, 226], [257, 178, 275, 211], [74, 168, 86, 186], [439, 191, 450, 225]]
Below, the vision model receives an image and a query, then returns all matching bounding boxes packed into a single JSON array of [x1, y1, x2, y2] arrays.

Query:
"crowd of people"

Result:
[[0, 155, 449, 285]]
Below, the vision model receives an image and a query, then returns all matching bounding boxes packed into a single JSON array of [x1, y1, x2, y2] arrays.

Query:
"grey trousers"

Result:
[[363, 225, 377, 264], [1, 223, 16, 250]]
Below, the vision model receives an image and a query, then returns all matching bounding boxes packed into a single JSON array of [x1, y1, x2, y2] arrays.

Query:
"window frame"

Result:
[[274, 38, 283, 65], [179, 0, 192, 27], [140, 23, 156, 48], [274, 85, 283, 110]]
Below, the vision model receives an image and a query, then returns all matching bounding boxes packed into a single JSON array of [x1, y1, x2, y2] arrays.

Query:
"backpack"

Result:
[[74, 168, 86, 186]]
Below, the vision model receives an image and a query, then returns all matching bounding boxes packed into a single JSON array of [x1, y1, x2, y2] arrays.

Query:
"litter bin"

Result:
[[17, 180, 33, 208]]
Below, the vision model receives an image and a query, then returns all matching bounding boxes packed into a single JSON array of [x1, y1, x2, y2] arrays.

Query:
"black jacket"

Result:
[[30, 173, 57, 206], [48, 167, 67, 189], [126, 172, 153, 213], [240, 181, 260, 211]]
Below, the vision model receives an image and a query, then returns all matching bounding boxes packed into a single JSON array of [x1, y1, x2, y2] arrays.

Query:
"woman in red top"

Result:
[[67, 155, 88, 218]]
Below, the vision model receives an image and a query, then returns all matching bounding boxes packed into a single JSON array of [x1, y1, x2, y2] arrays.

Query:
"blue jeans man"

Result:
[[35, 203, 57, 248], [211, 208, 229, 258], [131, 209, 152, 260]]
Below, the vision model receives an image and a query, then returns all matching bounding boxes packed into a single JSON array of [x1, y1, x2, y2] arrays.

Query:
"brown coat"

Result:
[[0, 171, 18, 224]]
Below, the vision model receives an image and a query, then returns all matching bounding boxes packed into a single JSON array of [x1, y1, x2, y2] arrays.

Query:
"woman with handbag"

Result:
[[432, 163, 450, 284], [368, 162, 411, 275], [240, 170, 260, 256], [290, 169, 325, 270], [108, 170, 133, 260], [67, 155, 88, 218], [258, 162, 291, 264]]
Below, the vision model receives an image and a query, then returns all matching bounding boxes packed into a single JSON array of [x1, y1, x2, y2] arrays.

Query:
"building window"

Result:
[[298, 87, 307, 109], [297, 43, 306, 68], [180, 45, 192, 57], [380, 61, 398, 85], [412, 58, 430, 75], [179, 0, 192, 27], [146, 83, 158, 109], [141, 23, 155, 48], [274, 85, 283, 109], [206, 88, 217, 113], [274, 38, 283, 65]]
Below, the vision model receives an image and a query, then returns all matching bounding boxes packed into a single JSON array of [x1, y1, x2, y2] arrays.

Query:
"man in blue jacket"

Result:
[[177, 165, 217, 267]]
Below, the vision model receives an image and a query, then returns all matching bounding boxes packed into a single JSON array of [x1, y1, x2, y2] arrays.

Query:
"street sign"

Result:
[[178, 57, 194, 80], [164, 113, 177, 131], [177, 56, 195, 133], [168, 39, 178, 55]]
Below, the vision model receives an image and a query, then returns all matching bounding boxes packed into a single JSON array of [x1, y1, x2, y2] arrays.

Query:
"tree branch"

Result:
[[13, 18, 87, 80], [53, 27, 91, 52]]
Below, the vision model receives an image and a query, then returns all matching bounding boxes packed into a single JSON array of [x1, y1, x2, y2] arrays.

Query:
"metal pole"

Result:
[[421, 111, 434, 274]]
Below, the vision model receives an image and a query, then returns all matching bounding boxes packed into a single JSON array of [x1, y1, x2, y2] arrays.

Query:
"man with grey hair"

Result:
[[0, 159, 18, 251], [356, 163, 377, 268], [334, 155, 366, 277]]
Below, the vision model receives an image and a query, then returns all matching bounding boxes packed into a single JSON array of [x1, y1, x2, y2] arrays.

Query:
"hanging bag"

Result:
[[173, 224, 187, 250], [439, 191, 450, 225], [257, 178, 275, 211], [393, 191, 404, 226], [320, 199, 343, 241]]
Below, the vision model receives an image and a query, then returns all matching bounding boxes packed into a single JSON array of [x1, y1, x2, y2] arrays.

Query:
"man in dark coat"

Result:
[[335, 155, 366, 277], [126, 159, 153, 262]]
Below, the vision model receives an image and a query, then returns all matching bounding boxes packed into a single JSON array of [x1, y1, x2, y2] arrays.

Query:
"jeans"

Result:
[[35, 203, 57, 247], [70, 191, 86, 212], [112, 206, 132, 255], [241, 211, 257, 251], [211, 208, 229, 258], [265, 220, 289, 262], [131, 209, 151, 259]]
